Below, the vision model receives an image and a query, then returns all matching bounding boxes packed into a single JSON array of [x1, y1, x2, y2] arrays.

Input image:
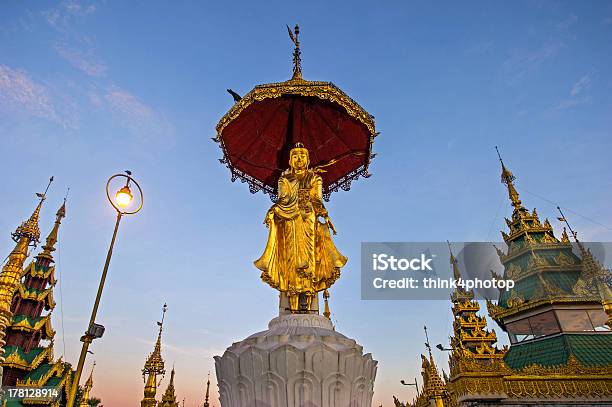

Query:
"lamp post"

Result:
[[66, 171, 143, 407], [400, 378, 420, 394]]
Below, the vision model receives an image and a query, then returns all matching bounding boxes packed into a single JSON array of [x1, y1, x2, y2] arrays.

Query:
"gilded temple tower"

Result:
[[141, 304, 167, 407], [398, 152, 612, 406], [487, 152, 612, 372], [159, 367, 179, 407], [0, 180, 51, 387], [2, 200, 67, 383], [78, 362, 95, 407], [446, 242, 505, 363], [394, 328, 451, 407], [445, 152, 612, 405], [1, 199, 74, 405]]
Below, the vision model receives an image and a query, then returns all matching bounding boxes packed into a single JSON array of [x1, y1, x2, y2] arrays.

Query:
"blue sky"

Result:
[[1, 1, 612, 405]]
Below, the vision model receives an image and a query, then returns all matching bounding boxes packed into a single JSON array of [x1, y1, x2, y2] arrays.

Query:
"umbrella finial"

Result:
[[287, 24, 302, 80]]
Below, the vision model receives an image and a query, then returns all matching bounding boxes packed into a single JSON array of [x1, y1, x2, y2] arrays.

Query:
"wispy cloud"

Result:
[[502, 42, 563, 84], [550, 96, 590, 111], [0, 65, 77, 128], [103, 86, 173, 143], [43, 0, 97, 31], [550, 74, 593, 112], [0, 65, 56, 120], [63, 0, 97, 16], [54, 43, 107, 77], [570, 74, 592, 96]]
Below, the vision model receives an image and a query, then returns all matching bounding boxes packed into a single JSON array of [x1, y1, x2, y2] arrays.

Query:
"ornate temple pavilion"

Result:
[[395, 156, 612, 407]]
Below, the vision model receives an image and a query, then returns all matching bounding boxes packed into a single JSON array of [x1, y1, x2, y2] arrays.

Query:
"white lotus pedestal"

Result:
[[214, 313, 377, 407]]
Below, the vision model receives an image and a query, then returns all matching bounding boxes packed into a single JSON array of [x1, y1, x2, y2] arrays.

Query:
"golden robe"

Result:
[[255, 169, 347, 295]]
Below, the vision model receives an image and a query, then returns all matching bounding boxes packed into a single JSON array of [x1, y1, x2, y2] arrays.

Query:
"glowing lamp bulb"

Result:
[[115, 186, 133, 208]]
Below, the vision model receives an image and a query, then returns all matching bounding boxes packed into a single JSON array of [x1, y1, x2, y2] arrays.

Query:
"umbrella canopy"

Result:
[[215, 78, 377, 201]]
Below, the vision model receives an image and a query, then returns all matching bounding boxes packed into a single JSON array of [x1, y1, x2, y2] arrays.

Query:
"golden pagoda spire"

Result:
[[447, 242, 477, 306], [79, 362, 95, 407], [495, 146, 524, 211], [36, 199, 66, 264], [0, 177, 52, 385], [447, 241, 460, 281], [419, 326, 448, 407], [159, 366, 178, 407], [141, 303, 167, 407], [287, 24, 302, 80], [203, 372, 210, 407]]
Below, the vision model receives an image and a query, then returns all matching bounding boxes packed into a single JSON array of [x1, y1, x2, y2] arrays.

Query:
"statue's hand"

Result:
[[264, 210, 274, 227], [325, 216, 337, 235]]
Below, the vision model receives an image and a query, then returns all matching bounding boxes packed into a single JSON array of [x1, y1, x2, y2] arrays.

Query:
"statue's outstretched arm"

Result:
[[313, 175, 337, 235]]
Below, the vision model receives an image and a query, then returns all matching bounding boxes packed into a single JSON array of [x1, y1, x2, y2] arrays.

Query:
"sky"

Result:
[[1, 1, 612, 406]]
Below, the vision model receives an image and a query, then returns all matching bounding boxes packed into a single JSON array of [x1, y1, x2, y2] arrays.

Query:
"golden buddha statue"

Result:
[[255, 143, 347, 312]]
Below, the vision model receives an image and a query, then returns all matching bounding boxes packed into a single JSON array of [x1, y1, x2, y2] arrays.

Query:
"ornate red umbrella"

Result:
[[214, 25, 377, 201]]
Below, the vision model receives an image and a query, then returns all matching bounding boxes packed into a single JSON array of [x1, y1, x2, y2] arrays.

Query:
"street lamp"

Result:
[[436, 344, 453, 352], [400, 377, 420, 394], [66, 171, 143, 407]]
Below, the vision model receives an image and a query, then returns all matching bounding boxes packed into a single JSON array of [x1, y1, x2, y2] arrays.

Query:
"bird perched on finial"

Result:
[[227, 89, 241, 102]]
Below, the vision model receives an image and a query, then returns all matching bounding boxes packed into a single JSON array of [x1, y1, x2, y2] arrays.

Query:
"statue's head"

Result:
[[289, 142, 309, 171]]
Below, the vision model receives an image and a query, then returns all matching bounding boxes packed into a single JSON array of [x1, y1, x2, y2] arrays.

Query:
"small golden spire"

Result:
[[323, 289, 331, 319], [203, 372, 211, 407], [12, 177, 53, 246], [287, 24, 302, 80], [447, 241, 460, 281], [160, 366, 178, 407], [420, 326, 448, 405], [79, 362, 95, 407], [141, 303, 167, 407], [424, 325, 433, 360], [37, 199, 66, 263], [561, 227, 570, 243], [495, 147, 523, 211], [143, 303, 167, 377]]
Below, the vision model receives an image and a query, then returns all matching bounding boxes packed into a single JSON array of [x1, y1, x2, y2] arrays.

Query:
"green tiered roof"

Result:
[[3, 345, 48, 366], [504, 333, 612, 369], [497, 269, 579, 309]]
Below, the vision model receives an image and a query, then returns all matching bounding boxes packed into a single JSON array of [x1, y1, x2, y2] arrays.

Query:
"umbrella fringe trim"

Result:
[[216, 132, 374, 202], [220, 157, 371, 202]]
